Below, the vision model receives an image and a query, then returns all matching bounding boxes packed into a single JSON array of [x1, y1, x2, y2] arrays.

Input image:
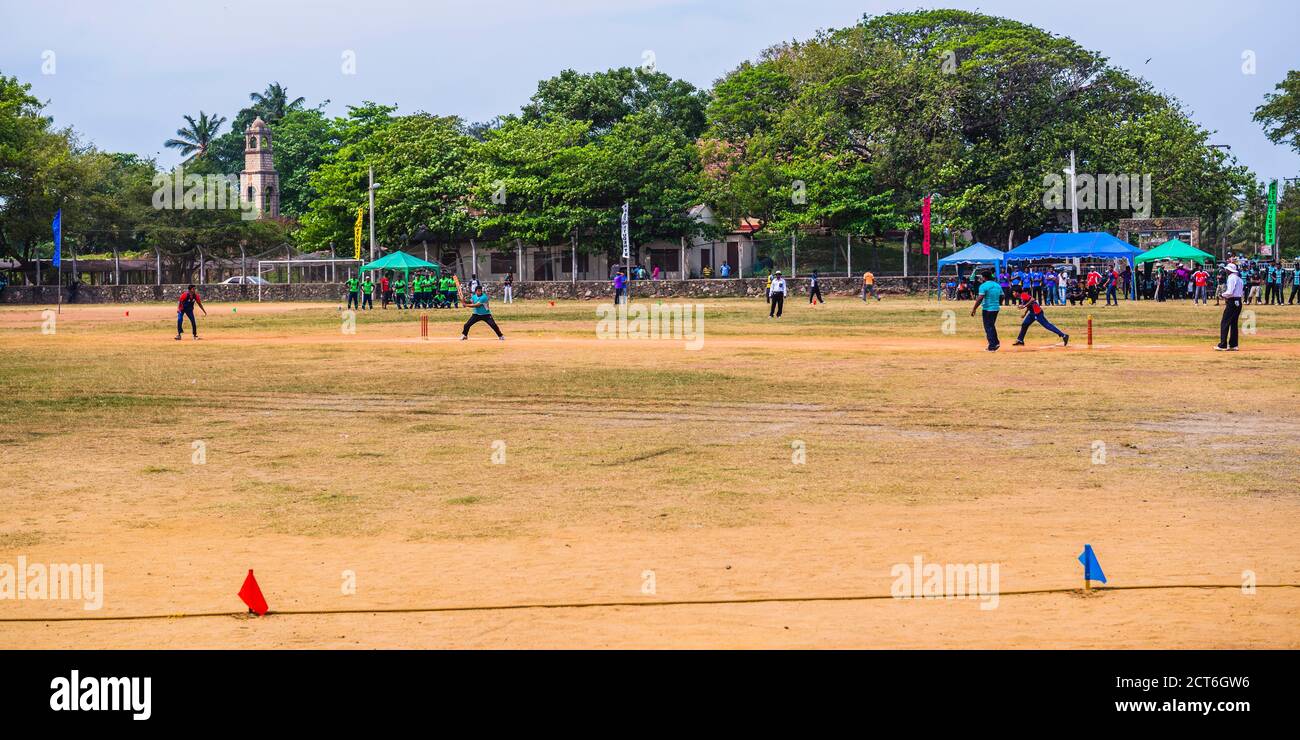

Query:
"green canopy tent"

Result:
[[358, 250, 441, 275], [1133, 239, 1215, 265], [357, 251, 441, 307]]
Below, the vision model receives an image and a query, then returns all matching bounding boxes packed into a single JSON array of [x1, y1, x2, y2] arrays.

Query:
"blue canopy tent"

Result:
[[937, 243, 1005, 300], [1004, 232, 1144, 299]]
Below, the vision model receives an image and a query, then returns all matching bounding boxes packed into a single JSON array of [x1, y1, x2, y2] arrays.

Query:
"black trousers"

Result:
[[462, 313, 503, 337], [347, 291, 359, 309], [1219, 297, 1242, 349], [769, 293, 784, 317], [1290, 285, 1300, 304], [982, 309, 1000, 350], [177, 308, 197, 336], [809, 285, 823, 303]]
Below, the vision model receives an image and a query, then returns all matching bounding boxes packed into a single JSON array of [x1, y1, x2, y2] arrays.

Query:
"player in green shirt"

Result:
[[361, 277, 374, 310], [393, 276, 407, 309], [345, 275, 360, 310]]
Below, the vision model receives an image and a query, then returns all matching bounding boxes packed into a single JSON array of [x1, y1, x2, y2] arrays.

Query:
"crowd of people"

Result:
[[344, 270, 492, 311], [945, 259, 1300, 308], [946, 266, 1129, 306]]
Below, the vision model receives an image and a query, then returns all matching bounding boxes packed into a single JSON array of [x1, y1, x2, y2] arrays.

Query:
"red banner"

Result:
[[921, 196, 932, 256]]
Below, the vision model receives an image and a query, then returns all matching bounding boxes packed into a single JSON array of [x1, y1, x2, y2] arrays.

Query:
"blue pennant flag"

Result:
[[52, 209, 62, 268], [1078, 544, 1107, 584]]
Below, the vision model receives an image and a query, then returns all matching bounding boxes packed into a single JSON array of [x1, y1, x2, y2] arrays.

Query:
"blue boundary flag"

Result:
[[52, 209, 62, 268], [1078, 544, 1107, 584]]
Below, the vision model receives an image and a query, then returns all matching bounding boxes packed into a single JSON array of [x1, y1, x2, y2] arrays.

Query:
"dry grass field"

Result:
[[1, 294, 1298, 648]]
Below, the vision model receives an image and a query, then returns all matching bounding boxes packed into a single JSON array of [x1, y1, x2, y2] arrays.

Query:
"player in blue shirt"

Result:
[[460, 285, 505, 341], [970, 271, 1003, 351]]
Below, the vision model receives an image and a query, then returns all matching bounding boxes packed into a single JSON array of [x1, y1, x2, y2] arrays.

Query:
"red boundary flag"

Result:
[[239, 569, 269, 615]]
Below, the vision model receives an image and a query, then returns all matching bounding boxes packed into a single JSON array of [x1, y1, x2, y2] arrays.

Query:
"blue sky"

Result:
[[2, 0, 1297, 181]]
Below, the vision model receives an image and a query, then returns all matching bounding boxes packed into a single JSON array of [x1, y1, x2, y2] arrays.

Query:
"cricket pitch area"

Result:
[[1, 296, 1298, 648]]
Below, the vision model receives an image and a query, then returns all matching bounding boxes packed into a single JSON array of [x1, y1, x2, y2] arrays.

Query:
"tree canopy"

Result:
[[4, 9, 1292, 271]]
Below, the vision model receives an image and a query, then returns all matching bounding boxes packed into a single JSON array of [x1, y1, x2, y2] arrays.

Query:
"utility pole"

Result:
[[368, 166, 378, 275]]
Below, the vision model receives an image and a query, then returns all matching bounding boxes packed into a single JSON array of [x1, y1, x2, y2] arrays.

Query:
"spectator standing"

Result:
[[1192, 265, 1209, 305], [613, 270, 627, 305]]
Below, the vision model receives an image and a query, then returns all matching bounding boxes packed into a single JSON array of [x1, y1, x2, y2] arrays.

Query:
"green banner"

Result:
[[1264, 180, 1278, 246]]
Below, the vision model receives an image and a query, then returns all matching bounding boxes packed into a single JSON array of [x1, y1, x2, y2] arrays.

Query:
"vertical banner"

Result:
[[353, 206, 365, 261], [921, 196, 932, 256], [620, 202, 630, 259], [52, 209, 62, 267], [1264, 180, 1278, 247]]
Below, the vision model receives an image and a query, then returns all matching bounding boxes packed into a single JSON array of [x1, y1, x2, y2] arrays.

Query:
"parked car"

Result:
[[220, 276, 270, 285]]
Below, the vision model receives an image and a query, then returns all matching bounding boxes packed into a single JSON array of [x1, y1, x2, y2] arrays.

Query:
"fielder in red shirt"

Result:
[[176, 284, 207, 340], [1013, 290, 1069, 346]]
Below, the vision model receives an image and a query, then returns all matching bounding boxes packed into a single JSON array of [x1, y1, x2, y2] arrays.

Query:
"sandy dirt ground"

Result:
[[1, 298, 1297, 648]]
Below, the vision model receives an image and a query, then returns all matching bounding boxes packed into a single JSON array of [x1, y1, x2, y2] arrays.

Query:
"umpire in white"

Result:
[[1217, 262, 1243, 351], [769, 271, 787, 318]]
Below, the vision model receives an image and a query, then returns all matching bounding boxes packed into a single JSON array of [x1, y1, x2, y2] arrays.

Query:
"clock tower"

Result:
[[239, 117, 279, 218]]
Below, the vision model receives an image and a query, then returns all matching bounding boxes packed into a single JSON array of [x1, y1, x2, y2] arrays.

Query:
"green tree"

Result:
[[471, 117, 597, 247], [522, 67, 709, 139], [163, 111, 227, 162], [579, 110, 713, 252], [248, 82, 306, 124], [703, 10, 1248, 245], [267, 109, 338, 217], [1254, 70, 1300, 154], [297, 105, 478, 255]]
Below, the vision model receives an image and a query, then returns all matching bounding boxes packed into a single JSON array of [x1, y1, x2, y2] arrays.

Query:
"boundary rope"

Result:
[[2, 583, 1295, 623]]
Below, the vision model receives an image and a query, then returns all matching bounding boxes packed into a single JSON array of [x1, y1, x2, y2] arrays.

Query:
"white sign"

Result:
[[621, 202, 630, 259]]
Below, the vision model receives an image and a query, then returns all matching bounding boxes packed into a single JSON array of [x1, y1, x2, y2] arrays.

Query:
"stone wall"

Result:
[[0, 276, 936, 305]]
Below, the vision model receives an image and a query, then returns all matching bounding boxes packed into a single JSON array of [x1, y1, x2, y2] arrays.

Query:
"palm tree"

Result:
[[248, 83, 305, 123], [164, 111, 227, 162]]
